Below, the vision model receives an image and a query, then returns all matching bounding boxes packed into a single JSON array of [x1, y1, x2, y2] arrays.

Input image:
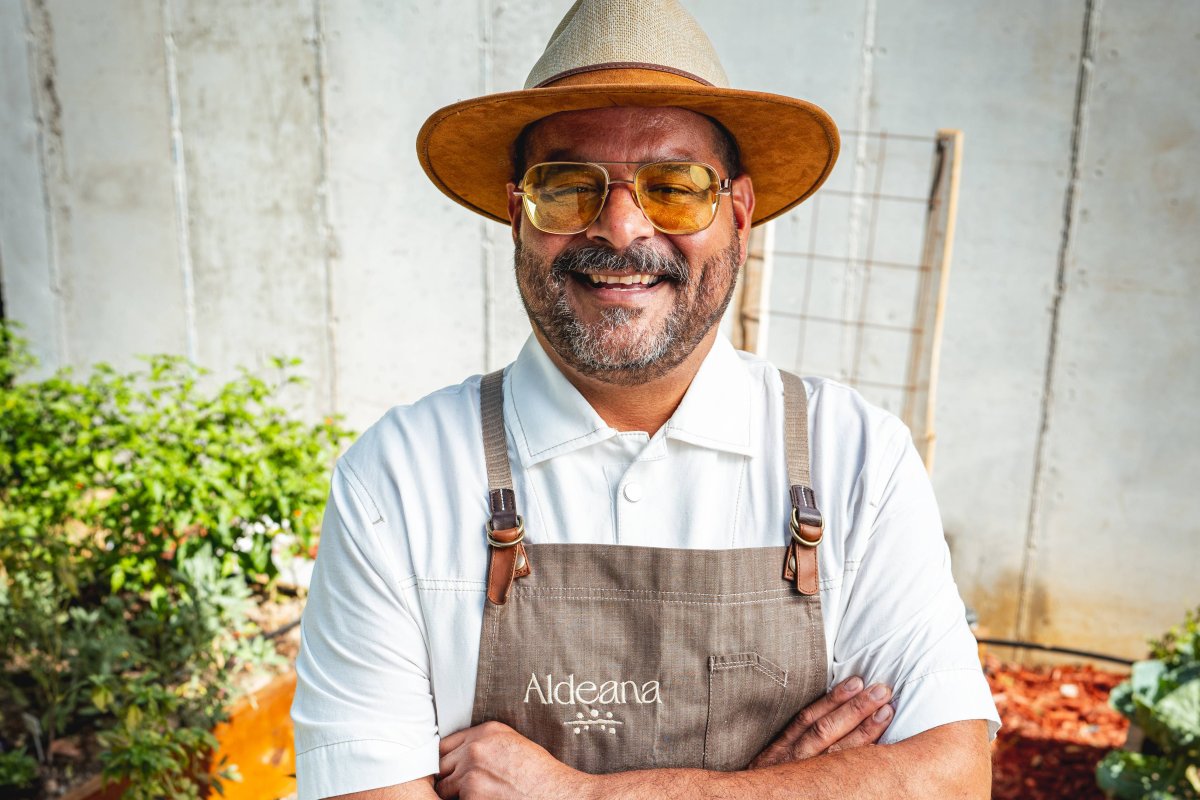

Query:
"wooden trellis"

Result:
[[731, 129, 964, 473]]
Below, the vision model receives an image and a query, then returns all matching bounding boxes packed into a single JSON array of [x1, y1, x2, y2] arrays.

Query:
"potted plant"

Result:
[[0, 322, 350, 799]]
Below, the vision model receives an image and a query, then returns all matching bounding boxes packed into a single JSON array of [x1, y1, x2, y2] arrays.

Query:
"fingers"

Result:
[[826, 701, 894, 753], [766, 675, 867, 752], [439, 728, 468, 757], [791, 682, 892, 759], [439, 720, 512, 758], [434, 766, 459, 800], [437, 721, 516, 797], [788, 676, 867, 735], [749, 676, 881, 769], [437, 742, 462, 779]]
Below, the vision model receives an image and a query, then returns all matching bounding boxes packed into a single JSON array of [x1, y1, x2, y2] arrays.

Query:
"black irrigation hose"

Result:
[[265, 618, 302, 640], [976, 637, 1135, 667]]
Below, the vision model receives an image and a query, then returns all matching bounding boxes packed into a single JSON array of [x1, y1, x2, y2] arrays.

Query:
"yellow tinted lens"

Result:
[[520, 163, 606, 233], [635, 162, 719, 234]]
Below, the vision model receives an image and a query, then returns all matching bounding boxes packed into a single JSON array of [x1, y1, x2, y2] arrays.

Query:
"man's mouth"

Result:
[[572, 272, 667, 288], [549, 243, 690, 292]]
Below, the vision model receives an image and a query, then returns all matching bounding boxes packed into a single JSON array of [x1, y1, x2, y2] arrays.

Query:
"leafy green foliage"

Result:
[[1098, 607, 1200, 799], [0, 322, 350, 797], [0, 748, 39, 789]]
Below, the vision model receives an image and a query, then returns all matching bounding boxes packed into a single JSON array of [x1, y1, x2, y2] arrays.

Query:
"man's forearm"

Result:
[[583, 721, 991, 800], [328, 775, 437, 799], [421, 716, 990, 800]]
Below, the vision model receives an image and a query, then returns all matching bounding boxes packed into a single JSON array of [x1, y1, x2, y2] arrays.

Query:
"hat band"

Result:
[[535, 62, 715, 89]]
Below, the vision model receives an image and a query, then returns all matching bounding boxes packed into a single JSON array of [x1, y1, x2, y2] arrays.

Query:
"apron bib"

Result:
[[469, 370, 828, 773]]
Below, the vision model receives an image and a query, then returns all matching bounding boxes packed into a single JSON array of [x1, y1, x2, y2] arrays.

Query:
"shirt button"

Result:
[[623, 482, 643, 503]]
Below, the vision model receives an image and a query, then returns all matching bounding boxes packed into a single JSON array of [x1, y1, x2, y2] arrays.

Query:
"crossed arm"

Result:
[[327, 677, 992, 800]]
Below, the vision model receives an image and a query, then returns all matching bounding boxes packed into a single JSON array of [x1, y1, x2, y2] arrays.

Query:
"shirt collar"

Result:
[[507, 334, 755, 468], [663, 334, 753, 456], [507, 336, 615, 467]]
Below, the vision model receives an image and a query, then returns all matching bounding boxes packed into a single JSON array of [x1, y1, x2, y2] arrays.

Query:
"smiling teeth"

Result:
[[588, 274, 659, 285]]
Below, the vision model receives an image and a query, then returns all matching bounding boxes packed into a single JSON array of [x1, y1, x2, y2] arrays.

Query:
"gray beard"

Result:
[[553, 299, 681, 374], [516, 237, 741, 386]]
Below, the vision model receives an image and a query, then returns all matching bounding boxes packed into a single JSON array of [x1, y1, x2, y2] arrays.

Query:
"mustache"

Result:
[[550, 245, 691, 284]]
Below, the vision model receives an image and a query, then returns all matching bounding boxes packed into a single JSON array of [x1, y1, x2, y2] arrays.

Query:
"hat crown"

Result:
[[524, 0, 730, 90]]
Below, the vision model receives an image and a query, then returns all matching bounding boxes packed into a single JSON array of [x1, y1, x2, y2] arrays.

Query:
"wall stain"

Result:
[[21, 0, 70, 366], [966, 566, 1024, 643], [27, 0, 63, 155]]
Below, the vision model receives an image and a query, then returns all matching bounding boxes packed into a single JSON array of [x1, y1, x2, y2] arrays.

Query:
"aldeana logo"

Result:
[[524, 673, 663, 705]]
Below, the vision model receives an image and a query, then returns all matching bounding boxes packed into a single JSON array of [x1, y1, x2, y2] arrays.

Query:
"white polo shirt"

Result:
[[292, 334, 1000, 800]]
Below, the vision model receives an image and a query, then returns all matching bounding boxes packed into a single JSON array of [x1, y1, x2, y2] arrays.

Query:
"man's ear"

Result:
[[729, 174, 755, 263], [506, 182, 522, 243]]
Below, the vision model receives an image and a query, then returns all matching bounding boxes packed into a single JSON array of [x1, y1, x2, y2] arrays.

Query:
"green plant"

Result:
[[96, 666, 242, 800], [0, 322, 350, 798], [0, 748, 39, 790], [1097, 606, 1200, 799]]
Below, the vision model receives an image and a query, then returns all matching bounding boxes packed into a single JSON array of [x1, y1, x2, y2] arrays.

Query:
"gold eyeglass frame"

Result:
[[513, 160, 733, 235]]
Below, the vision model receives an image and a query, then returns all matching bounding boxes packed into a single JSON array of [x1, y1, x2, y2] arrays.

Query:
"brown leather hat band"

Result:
[[537, 62, 714, 89]]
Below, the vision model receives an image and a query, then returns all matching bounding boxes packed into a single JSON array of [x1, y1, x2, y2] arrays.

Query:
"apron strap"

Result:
[[480, 369, 531, 605], [780, 370, 823, 596]]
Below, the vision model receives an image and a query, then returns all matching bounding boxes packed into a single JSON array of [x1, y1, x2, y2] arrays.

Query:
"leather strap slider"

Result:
[[789, 485, 822, 525], [789, 509, 824, 547], [783, 485, 822, 596], [484, 516, 531, 605], [486, 516, 525, 548]]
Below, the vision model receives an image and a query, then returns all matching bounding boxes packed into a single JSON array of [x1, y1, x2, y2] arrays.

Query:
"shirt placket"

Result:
[[611, 433, 668, 547]]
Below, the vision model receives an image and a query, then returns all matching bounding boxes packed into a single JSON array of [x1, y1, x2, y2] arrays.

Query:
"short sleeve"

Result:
[[291, 461, 440, 799], [830, 424, 1001, 744]]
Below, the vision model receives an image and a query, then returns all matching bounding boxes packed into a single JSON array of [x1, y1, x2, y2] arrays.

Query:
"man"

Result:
[[292, 1, 1000, 798]]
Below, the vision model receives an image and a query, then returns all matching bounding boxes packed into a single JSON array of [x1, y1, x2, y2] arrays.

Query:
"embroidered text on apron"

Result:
[[469, 369, 828, 773]]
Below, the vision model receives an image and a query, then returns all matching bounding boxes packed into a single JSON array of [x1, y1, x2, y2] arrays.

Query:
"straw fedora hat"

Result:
[[416, 0, 839, 227]]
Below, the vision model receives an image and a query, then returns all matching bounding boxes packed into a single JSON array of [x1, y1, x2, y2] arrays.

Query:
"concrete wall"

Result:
[[1, 0, 1196, 660]]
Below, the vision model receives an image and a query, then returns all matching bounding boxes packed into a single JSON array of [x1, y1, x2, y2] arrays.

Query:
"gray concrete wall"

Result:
[[1, 0, 1196, 659], [1020, 0, 1200, 655]]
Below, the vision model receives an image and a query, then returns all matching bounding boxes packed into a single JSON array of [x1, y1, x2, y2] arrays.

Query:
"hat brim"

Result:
[[416, 84, 839, 227]]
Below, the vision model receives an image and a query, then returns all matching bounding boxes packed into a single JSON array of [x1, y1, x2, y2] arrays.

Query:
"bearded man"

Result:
[[292, 2, 1000, 798]]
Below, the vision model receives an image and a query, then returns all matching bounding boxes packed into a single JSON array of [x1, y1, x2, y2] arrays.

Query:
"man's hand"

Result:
[[435, 720, 596, 800], [750, 676, 893, 769]]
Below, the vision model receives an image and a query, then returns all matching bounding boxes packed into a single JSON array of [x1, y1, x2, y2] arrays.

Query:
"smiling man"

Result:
[[512, 107, 745, 392], [291, 2, 999, 799]]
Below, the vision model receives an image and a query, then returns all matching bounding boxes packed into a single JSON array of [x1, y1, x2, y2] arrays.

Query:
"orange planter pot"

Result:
[[208, 670, 298, 800], [61, 671, 298, 800]]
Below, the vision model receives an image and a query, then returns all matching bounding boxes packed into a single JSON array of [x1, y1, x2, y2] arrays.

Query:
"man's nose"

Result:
[[586, 182, 655, 250]]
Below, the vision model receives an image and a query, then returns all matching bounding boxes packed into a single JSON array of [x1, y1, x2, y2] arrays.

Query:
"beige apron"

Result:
[[469, 370, 828, 773]]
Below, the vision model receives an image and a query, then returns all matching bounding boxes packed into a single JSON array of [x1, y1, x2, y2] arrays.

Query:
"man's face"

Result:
[[506, 107, 755, 386]]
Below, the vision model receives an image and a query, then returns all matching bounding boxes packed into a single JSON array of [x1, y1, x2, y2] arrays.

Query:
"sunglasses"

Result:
[[514, 161, 732, 235]]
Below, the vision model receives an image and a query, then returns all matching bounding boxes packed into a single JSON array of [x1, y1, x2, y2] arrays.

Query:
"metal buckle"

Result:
[[789, 507, 824, 547], [486, 515, 525, 548]]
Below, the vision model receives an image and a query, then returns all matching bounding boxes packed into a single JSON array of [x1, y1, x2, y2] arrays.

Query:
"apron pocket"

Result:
[[702, 652, 789, 771]]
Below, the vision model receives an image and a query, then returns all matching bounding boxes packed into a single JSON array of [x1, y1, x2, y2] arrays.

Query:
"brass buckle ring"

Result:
[[486, 515, 525, 548], [790, 508, 824, 547]]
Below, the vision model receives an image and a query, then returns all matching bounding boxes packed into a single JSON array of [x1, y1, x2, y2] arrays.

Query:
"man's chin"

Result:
[[559, 335, 682, 385]]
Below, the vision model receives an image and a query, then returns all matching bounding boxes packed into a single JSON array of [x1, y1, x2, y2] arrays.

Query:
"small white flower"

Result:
[[234, 535, 254, 553]]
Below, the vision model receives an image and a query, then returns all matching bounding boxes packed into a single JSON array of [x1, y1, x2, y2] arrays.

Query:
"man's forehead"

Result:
[[523, 106, 723, 162]]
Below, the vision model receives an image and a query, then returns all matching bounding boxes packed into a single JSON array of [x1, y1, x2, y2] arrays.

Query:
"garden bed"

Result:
[[59, 669, 297, 800], [8, 599, 303, 800], [985, 654, 1131, 799], [0, 324, 345, 800]]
